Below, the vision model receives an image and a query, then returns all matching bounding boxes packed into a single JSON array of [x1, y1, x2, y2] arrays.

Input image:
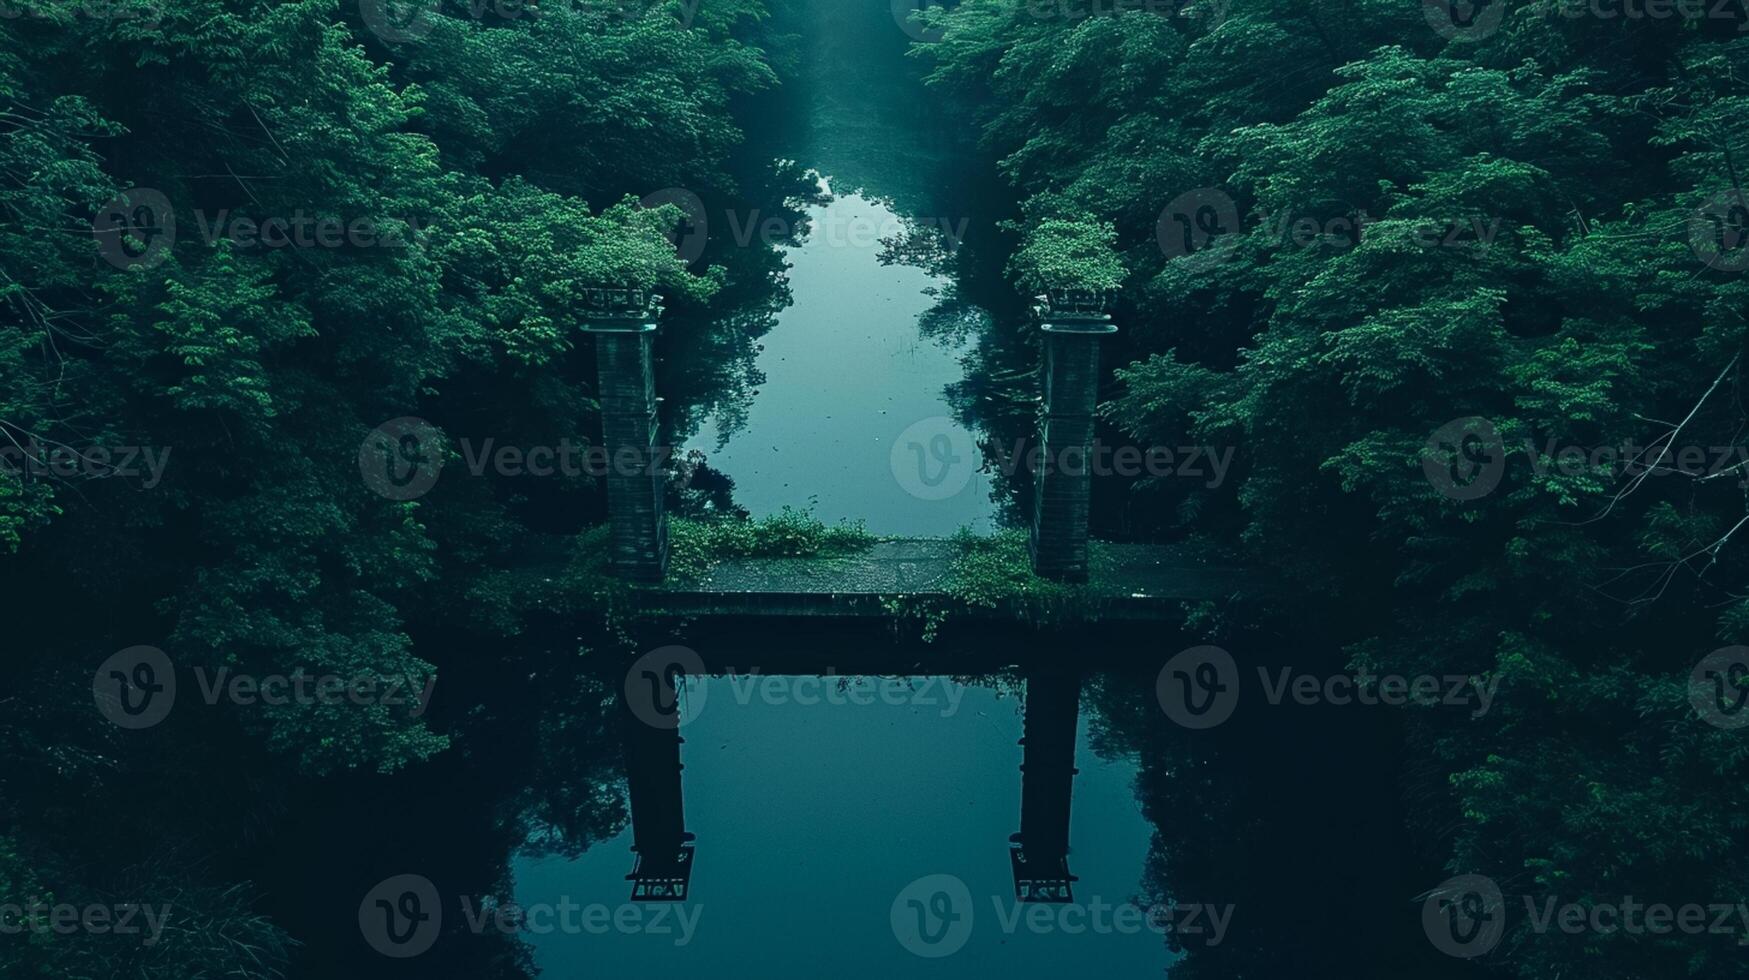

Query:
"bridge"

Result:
[[575, 286, 1246, 906], [615, 660, 1099, 906], [578, 286, 1248, 619]]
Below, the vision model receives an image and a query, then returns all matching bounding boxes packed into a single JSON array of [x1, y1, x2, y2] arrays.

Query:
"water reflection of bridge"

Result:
[[618, 663, 1086, 905]]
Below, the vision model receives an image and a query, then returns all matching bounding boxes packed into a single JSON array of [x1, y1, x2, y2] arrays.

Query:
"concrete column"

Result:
[[1030, 290, 1116, 582], [581, 288, 668, 583], [1010, 667, 1082, 903], [622, 701, 695, 901]]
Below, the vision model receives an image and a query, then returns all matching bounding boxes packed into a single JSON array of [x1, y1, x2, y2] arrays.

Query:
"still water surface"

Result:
[[682, 183, 997, 535], [513, 683, 1170, 975]]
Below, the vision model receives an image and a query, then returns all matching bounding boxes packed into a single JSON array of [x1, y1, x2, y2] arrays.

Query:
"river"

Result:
[[244, 3, 1464, 977]]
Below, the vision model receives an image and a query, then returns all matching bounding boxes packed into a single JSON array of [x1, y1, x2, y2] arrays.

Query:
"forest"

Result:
[[1, 0, 1746, 977]]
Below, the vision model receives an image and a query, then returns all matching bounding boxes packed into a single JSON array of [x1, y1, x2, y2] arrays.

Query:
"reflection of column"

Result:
[[1010, 668, 1081, 903], [1030, 290, 1116, 582], [622, 701, 695, 901], [582, 288, 668, 583]]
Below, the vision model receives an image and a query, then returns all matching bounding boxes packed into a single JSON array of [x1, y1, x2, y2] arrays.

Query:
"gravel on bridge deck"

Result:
[[639, 539, 1252, 620]]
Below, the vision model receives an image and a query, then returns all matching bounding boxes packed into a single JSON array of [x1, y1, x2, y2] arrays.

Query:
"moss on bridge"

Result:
[[468, 511, 1250, 640]]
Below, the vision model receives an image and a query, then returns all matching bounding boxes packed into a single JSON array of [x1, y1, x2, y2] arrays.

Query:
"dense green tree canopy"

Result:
[[919, 3, 1749, 977]]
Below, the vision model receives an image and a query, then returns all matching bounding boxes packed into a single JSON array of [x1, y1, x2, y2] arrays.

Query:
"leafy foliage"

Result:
[[0, 0, 781, 973], [919, 3, 1749, 978]]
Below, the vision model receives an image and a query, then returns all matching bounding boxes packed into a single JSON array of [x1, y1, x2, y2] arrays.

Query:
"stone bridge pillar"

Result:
[[621, 699, 695, 901], [582, 288, 668, 583], [1010, 667, 1082, 902], [1030, 290, 1116, 582]]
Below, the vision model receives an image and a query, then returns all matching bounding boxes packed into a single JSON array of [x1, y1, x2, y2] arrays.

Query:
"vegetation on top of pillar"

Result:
[[1007, 218, 1125, 295], [565, 198, 723, 302]]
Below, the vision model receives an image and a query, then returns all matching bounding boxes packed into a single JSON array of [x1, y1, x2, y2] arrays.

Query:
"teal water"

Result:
[[683, 182, 999, 535], [512, 682, 1170, 975]]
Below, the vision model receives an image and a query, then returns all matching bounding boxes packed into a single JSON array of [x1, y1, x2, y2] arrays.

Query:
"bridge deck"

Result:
[[639, 539, 1251, 620]]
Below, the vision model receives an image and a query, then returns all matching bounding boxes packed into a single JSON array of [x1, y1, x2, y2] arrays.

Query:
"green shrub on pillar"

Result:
[[1011, 220, 1124, 583]]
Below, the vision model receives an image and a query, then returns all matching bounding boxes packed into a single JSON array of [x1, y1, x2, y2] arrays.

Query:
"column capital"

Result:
[[1031, 289, 1117, 334], [580, 287, 664, 332]]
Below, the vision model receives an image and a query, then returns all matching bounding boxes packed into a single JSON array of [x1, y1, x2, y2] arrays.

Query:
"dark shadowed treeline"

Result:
[[916, 2, 1749, 977], [0, 1, 786, 974]]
